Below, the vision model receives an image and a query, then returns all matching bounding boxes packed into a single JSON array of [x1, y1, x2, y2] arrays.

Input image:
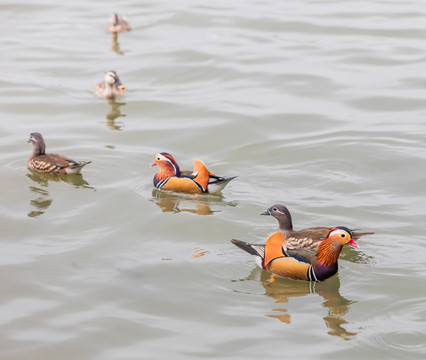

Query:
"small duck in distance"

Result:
[[27, 132, 91, 175], [260, 204, 374, 250], [231, 226, 359, 282], [151, 152, 236, 194], [105, 13, 131, 33], [94, 71, 127, 99]]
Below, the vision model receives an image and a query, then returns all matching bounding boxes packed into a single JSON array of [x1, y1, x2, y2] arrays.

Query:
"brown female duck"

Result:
[[94, 71, 127, 99], [105, 13, 131, 33], [27, 132, 91, 175], [261, 204, 374, 250]]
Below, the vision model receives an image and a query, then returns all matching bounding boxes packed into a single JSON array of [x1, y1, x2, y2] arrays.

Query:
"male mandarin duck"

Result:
[[27, 132, 91, 175], [231, 226, 359, 282], [260, 204, 374, 250], [151, 152, 236, 194], [105, 13, 131, 33], [94, 71, 127, 99]]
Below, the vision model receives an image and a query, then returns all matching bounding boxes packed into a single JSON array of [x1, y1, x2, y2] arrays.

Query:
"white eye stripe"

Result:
[[162, 157, 177, 173], [168, 159, 177, 173], [330, 230, 349, 238]]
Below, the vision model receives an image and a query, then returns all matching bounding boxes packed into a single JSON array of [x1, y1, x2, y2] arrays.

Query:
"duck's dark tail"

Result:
[[352, 231, 374, 240], [231, 239, 265, 258]]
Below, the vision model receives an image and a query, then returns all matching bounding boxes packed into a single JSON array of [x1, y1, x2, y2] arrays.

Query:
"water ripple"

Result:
[[2, 0, 426, 359]]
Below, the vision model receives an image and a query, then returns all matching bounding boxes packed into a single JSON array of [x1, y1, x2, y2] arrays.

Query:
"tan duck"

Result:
[[260, 204, 374, 250], [27, 132, 91, 175], [94, 71, 127, 99], [105, 13, 131, 33], [231, 226, 359, 282]]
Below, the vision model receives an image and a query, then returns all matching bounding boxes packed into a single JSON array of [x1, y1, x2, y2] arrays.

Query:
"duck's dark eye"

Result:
[[157, 157, 161, 161], [272, 207, 278, 212], [340, 233, 346, 238]]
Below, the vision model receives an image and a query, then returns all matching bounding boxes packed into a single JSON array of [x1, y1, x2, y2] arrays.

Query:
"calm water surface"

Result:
[[1, 0, 426, 359]]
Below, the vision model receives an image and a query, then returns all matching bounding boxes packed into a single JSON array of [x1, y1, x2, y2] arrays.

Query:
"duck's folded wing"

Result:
[[159, 176, 205, 193], [286, 248, 317, 264]]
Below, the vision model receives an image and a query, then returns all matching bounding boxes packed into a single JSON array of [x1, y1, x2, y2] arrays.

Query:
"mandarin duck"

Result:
[[151, 152, 236, 194], [105, 13, 131, 33], [260, 204, 374, 250], [94, 71, 127, 99], [231, 226, 359, 282], [27, 132, 91, 175]]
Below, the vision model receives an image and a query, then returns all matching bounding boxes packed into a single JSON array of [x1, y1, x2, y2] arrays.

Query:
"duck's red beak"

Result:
[[347, 239, 359, 248], [150, 161, 157, 167]]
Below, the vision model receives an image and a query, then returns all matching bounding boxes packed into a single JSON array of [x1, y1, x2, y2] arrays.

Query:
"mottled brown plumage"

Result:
[[94, 71, 127, 99], [105, 13, 131, 33], [260, 204, 374, 250], [27, 132, 91, 175]]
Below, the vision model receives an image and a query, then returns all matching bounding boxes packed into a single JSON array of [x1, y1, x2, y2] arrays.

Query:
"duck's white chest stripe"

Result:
[[308, 265, 318, 282], [156, 178, 170, 189]]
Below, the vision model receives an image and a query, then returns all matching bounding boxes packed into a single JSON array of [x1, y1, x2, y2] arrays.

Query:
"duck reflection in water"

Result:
[[111, 32, 124, 55], [105, 14, 131, 55], [242, 269, 357, 340], [151, 189, 215, 215], [27, 171, 92, 218], [151, 189, 237, 215], [105, 99, 126, 130]]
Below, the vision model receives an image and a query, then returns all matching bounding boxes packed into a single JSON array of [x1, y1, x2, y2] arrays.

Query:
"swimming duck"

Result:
[[260, 204, 374, 250], [231, 226, 359, 282], [105, 13, 131, 33], [27, 132, 91, 175], [151, 152, 236, 194], [94, 71, 127, 99]]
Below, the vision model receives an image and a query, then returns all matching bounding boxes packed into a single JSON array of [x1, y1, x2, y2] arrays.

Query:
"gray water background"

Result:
[[1, 1, 426, 359]]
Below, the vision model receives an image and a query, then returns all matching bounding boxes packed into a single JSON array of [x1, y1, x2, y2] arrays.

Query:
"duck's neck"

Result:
[[279, 220, 293, 233], [278, 208, 293, 232], [106, 83, 115, 96], [154, 163, 178, 185], [314, 239, 342, 279], [32, 141, 45, 156]]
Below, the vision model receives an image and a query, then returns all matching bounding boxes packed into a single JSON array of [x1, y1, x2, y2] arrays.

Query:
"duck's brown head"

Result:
[[28, 132, 46, 156], [105, 71, 126, 90], [260, 204, 293, 231]]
